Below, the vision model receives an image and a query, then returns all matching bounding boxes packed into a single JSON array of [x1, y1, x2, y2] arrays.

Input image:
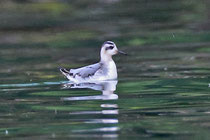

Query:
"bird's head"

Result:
[[100, 41, 126, 62]]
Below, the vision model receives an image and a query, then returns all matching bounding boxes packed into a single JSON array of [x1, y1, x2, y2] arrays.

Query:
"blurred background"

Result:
[[1, 0, 210, 139], [1, 0, 210, 84]]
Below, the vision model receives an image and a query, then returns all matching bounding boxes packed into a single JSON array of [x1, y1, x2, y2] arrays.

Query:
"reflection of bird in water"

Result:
[[61, 80, 118, 100], [61, 80, 119, 136], [60, 41, 126, 83]]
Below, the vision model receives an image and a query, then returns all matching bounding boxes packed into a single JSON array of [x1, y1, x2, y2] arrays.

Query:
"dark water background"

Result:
[[1, 0, 210, 139]]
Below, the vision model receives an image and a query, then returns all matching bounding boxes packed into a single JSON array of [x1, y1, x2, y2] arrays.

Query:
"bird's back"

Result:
[[70, 63, 102, 78]]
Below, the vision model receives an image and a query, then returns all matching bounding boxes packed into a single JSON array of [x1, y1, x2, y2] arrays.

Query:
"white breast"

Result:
[[107, 60, 117, 79]]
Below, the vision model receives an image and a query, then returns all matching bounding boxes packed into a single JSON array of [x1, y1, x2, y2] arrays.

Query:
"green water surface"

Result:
[[0, 0, 210, 139]]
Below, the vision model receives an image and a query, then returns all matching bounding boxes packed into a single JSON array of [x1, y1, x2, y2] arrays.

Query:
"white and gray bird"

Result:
[[60, 41, 126, 83]]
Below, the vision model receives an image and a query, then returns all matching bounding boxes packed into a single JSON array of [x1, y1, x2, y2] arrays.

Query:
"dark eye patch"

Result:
[[106, 46, 114, 50]]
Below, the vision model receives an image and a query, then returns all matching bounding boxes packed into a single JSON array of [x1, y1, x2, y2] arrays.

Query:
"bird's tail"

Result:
[[60, 68, 70, 77]]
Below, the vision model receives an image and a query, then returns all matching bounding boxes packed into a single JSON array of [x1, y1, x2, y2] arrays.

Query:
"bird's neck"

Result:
[[100, 54, 113, 63]]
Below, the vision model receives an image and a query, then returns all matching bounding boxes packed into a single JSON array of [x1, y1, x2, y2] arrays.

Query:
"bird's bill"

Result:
[[118, 50, 127, 55]]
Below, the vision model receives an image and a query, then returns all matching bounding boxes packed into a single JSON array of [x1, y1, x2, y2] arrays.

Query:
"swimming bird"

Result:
[[60, 41, 126, 83]]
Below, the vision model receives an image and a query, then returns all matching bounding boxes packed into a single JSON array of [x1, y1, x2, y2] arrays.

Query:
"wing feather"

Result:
[[70, 63, 102, 78]]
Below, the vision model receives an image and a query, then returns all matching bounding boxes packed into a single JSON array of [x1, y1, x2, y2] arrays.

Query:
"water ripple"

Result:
[[0, 81, 69, 88]]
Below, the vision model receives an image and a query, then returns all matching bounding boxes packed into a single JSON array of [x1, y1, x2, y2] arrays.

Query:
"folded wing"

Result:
[[70, 63, 102, 78]]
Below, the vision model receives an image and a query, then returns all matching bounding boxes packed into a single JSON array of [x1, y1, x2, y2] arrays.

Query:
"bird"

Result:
[[60, 41, 126, 83]]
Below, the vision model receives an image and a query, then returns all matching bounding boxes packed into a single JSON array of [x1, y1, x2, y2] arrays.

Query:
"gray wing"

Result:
[[70, 63, 102, 78]]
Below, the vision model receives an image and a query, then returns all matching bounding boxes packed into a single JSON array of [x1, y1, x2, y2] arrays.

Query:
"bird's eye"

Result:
[[109, 46, 114, 49], [106, 46, 114, 50]]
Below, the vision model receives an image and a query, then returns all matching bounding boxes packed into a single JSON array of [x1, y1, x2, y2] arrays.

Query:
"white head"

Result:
[[100, 41, 126, 62]]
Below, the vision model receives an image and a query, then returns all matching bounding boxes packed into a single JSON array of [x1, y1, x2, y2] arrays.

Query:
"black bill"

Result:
[[118, 50, 127, 55]]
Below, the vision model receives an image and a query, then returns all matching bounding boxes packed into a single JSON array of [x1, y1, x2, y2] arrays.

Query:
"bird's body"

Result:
[[62, 61, 117, 83], [60, 41, 126, 83]]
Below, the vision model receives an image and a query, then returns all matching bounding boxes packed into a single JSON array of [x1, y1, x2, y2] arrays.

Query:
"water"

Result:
[[0, 0, 210, 139]]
